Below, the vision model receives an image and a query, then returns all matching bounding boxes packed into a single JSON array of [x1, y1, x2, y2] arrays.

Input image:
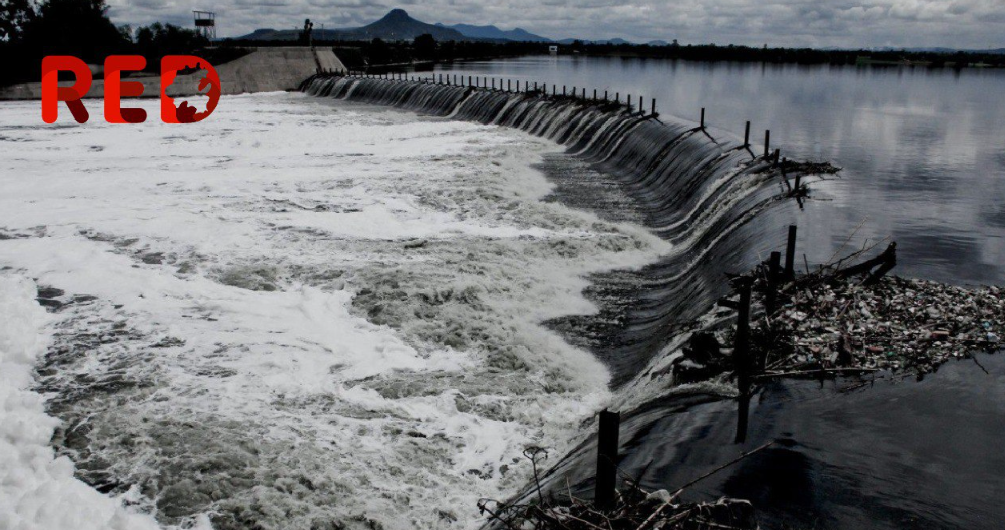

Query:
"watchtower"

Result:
[[193, 11, 217, 40]]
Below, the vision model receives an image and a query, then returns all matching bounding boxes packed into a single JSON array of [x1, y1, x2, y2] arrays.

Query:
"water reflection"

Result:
[[432, 57, 1005, 285]]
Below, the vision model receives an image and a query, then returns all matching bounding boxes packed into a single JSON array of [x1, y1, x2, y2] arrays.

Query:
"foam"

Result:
[[0, 94, 669, 529]]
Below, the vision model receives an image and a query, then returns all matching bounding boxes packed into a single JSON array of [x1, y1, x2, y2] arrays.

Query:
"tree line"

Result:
[[0, 0, 244, 87]]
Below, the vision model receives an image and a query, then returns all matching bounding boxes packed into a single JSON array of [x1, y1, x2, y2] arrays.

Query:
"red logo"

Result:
[[41, 55, 220, 124]]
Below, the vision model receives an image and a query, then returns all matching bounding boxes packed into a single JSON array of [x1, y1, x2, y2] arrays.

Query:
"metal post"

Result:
[[785, 225, 797, 280], [595, 409, 620, 510]]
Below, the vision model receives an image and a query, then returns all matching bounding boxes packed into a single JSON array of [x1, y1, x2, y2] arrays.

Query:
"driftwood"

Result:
[[833, 242, 897, 284]]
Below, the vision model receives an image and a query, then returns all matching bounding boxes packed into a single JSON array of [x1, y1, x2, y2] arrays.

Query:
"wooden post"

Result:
[[700, 107, 705, 129], [781, 156, 791, 192], [764, 130, 770, 158], [767, 251, 781, 316], [615, 92, 619, 104], [733, 279, 752, 444], [651, 99, 656, 115], [593, 88, 597, 100], [604, 90, 608, 101], [773, 149, 780, 167], [638, 95, 643, 113], [563, 85, 567, 96], [784, 225, 797, 280], [744, 121, 751, 148], [595, 409, 620, 510]]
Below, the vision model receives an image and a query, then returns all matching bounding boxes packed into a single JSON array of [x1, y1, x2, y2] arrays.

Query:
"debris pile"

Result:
[[750, 246, 1004, 377], [479, 445, 770, 530], [479, 484, 756, 530]]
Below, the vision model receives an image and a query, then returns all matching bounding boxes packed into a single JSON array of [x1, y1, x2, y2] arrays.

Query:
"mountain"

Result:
[[436, 23, 550, 42], [239, 9, 469, 42], [350, 9, 466, 41]]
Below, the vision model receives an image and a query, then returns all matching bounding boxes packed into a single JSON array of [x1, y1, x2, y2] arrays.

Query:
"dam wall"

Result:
[[0, 47, 344, 100], [300, 73, 810, 386]]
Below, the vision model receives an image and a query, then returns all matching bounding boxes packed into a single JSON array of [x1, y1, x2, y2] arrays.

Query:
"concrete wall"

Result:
[[0, 47, 345, 100]]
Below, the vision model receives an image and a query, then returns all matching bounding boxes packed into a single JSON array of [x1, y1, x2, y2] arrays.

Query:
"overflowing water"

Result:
[[5, 62, 991, 530], [300, 74, 1005, 530], [429, 56, 1005, 286], [301, 74, 810, 385]]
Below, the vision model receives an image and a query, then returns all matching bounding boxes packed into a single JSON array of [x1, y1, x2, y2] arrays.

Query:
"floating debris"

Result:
[[747, 247, 1004, 378]]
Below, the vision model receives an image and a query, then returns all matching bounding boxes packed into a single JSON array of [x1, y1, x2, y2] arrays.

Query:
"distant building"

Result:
[[549, 45, 558, 55]]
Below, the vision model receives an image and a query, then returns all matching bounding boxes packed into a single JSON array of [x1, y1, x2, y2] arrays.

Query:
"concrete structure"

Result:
[[0, 47, 344, 100]]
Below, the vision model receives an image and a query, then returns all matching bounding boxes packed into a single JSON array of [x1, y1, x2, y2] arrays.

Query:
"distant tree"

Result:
[[0, 0, 36, 42], [366, 37, 391, 65], [2, 0, 130, 86], [133, 22, 208, 69], [413, 33, 436, 61], [21, 0, 129, 64]]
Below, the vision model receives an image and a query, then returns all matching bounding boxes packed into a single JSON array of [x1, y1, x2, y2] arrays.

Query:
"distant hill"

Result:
[[239, 9, 469, 42], [436, 23, 550, 42], [350, 9, 466, 41], [556, 37, 635, 45]]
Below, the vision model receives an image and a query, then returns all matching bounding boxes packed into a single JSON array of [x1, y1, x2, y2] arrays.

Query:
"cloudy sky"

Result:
[[106, 0, 1005, 49]]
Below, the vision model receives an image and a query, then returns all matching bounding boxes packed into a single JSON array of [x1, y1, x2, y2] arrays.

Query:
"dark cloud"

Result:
[[105, 0, 1004, 48]]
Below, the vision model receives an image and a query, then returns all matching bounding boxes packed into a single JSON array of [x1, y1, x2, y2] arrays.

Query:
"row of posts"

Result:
[[322, 68, 665, 117], [317, 70, 785, 160], [593, 225, 800, 506]]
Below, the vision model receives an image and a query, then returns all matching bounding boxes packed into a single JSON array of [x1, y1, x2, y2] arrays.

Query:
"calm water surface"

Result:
[[432, 56, 1005, 285]]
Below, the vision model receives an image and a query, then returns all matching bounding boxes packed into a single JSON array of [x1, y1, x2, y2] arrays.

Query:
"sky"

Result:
[[105, 0, 1005, 49]]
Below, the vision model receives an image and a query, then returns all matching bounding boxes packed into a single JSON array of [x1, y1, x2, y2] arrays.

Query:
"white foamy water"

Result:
[[0, 93, 669, 529]]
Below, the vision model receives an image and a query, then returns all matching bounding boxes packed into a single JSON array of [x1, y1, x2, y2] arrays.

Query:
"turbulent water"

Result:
[[301, 74, 808, 388], [302, 75, 819, 505], [0, 75, 817, 530]]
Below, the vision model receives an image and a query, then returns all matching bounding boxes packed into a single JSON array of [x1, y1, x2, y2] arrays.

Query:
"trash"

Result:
[[748, 266, 1003, 377]]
